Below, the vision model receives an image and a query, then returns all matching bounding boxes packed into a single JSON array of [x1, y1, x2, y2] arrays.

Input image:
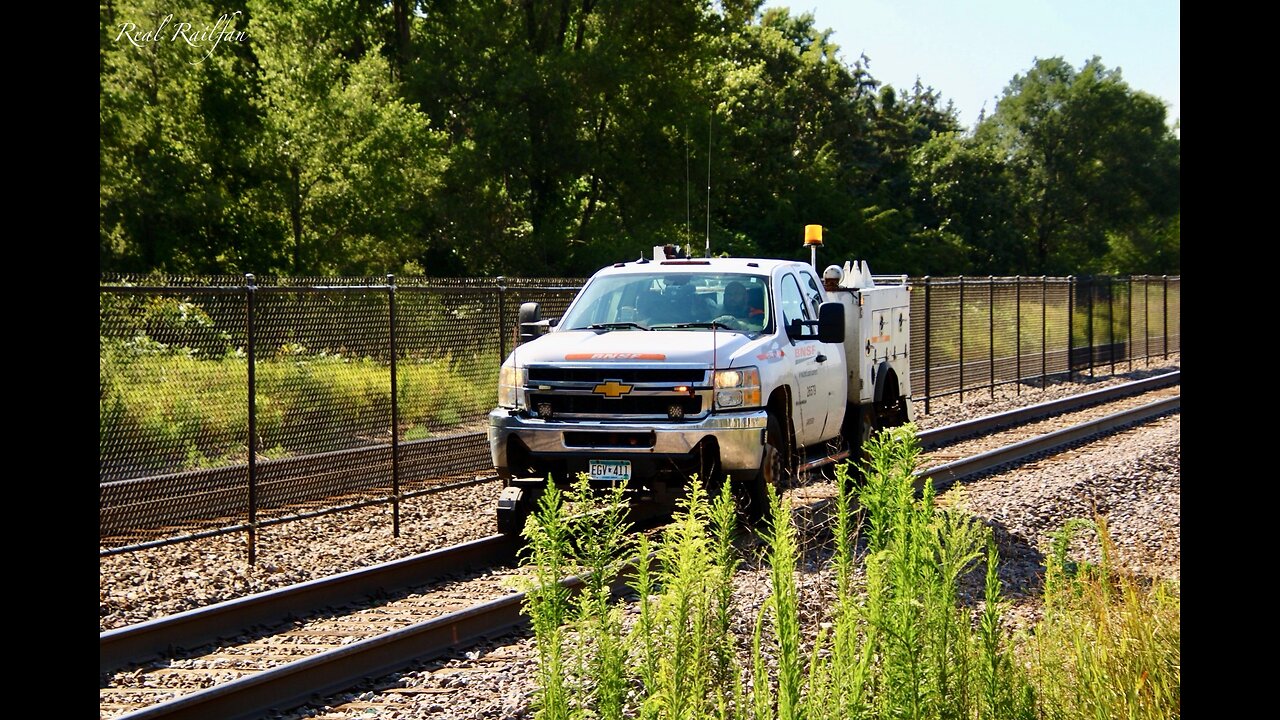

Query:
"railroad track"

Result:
[[100, 538, 528, 719], [100, 374, 1178, 719], [915, 372, 1180, 478]]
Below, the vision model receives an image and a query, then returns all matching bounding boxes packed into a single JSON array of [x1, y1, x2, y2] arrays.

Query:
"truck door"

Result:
[[779, 272, 845, 448], [799, 267, 847, 440]]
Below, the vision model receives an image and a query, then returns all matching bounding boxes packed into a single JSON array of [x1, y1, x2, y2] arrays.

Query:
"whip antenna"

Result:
[[686, 123, 691, 247], [705, 110, 712, 258]]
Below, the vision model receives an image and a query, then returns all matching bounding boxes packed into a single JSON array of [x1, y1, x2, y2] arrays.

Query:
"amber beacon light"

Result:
[[804, 224, 823, 269]]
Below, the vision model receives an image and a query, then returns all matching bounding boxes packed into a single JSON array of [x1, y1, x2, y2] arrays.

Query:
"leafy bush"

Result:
[[137, 296, 234, 357]]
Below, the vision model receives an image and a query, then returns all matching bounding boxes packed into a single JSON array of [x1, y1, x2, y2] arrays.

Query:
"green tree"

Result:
[[860, 80, 963, 272], [249, 0, 446, 275], [975, 56, 1180, 274], [707, 8, 884, 262], [407, 0, 716, 276], [1102, 213, 1180, 274], [705, 8, 967, 276], [909, 131, 1022, 274], [100, 0, 269, 273], [103, 5, 1179, 280]]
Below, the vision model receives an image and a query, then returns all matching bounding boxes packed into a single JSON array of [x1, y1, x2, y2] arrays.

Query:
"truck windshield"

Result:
[[560, 272, 771, 333]]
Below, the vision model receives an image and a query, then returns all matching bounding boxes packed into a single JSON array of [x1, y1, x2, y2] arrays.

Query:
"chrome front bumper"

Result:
[[488, 408, 769, 471]]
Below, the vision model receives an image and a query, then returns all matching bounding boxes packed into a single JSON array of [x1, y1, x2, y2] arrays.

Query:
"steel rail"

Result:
[[100, 473, 497, 557], [100, 534, 517, 674], [111, 565, 639, 720], [920, 394, 1180, 492], [917, 371, 1178, 449], [101, 368, 1178, 546], [100, 431, 492, 537], [113, 591, 532, 720]]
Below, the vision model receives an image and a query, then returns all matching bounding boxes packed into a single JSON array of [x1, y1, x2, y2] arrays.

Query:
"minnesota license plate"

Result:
[[589, 459, 631, 482]]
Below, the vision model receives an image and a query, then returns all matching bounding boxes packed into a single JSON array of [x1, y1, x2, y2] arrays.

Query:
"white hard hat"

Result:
[[823, 264, 843, 280]]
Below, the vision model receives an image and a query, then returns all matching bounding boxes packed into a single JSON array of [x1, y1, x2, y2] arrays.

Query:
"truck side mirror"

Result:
[[519, 302, 544, 340], [817, 301, 845, 344], [786, 317, 804, 341]]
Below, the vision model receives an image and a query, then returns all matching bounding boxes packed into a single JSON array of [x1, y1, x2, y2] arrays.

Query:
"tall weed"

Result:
[[517, 427, 1179, 720], [1025, 517, 1180, 720]]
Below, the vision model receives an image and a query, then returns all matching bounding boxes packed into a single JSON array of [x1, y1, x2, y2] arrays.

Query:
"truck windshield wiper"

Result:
[[587, 322, 652, 331], [653, 321, 741, 331]]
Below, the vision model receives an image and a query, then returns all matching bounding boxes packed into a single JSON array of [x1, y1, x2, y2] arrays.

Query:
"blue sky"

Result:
[[761, 0, 1180, 132]]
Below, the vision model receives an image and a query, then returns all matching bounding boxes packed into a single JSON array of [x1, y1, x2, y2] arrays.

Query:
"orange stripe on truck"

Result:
[[564, 353, 667, 360]]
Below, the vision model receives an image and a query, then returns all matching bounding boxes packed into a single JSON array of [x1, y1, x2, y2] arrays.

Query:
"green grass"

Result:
[[99, 339, 498, 474], [518, 426, 1180, 720]]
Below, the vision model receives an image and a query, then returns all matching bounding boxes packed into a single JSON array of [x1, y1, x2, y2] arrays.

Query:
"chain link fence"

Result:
[[100, 273, 1179, 557], [99, 274, 584, 558], [910, 276, 1179, 412]]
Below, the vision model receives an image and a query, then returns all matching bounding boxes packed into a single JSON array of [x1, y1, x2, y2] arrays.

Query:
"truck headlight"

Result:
[[714, 366, 761, 409], [498, 364, 527, 408]]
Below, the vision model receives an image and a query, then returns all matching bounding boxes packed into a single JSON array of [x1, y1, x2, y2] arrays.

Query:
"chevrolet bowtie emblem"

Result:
[[593, 380, 634, 398]]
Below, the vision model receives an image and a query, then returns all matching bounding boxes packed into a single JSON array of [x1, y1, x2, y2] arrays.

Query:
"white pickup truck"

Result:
[[489, 250, 914, 532]]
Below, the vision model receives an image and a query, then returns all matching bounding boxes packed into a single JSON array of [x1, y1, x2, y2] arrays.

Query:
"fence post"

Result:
[[1066, 276, 1074, 382], [1163, 275, 1169, 359], [1144, 277, 1150, 365], [1108, 277, 1115, 374], [1016, 276, 1022, 395], [497, 276, 508, 365], [1041, 276, 1047, 390], [245, 273, 258, 566], [924, 276, 931, 414], [388, 274, 400, 538], [989, 276, 995, 398], [1087, 276, 1094, 379], [1128, 276, 1134, 371], [958, 276, 965, 401]]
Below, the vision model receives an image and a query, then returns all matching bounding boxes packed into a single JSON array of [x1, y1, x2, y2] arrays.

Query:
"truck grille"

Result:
[[528, 393, 703, 418], [527, 367, 708, 385]]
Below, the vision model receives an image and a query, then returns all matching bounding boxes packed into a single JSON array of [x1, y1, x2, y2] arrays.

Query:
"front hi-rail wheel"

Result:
[[744, 413, 786, 522], [496, 484, 543, 536]]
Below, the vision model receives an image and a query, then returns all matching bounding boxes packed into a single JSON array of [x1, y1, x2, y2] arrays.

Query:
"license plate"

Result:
[[589, 459, 631, 482]]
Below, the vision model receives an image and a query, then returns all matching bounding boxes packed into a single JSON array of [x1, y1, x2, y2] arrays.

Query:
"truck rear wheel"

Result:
[[875, 395, 908, 430], [744, 414, 786, 522], [873, 371, 910, 430], [846, 393, 907, 468]]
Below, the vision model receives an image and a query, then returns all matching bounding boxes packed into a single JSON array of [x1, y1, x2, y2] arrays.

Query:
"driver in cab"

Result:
[[715, 281, 763, 330]]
